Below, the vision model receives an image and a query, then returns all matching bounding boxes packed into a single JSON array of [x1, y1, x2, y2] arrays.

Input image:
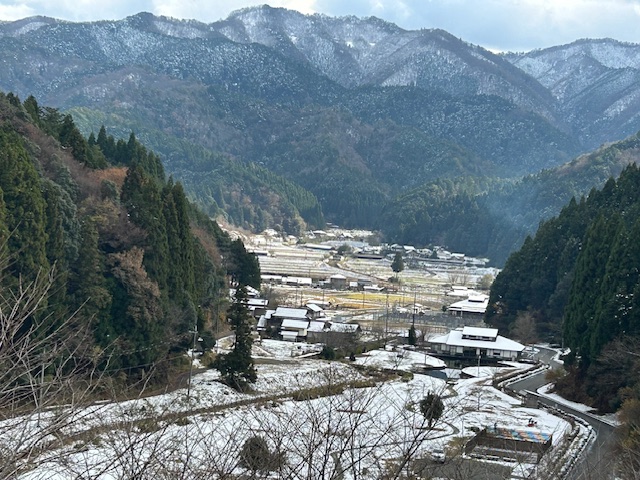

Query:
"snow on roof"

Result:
[[246, 298, 268, 307], [257, 316, 267, 328], [363, 285, 383, 291], [462, 326, 498, 338], [261, 275, 283, 281], [468, 294, 489, 302], [307, 320, 328, 332], [283, 276, 313, 285], [329, 322, 360, 333], [306, 303, 323, 312], [430, 328, 524, 352], [330, 274, 347, 279], [447, 286, 478, 297], [274, 307, 308, 319], [245, 285, 260, 297], [281, 319, 309, 330], [304, 243, 333, 251], [447, 295, 489, 314]]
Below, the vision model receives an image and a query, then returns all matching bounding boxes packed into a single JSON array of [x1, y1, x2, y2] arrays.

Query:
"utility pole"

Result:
[[412, 287, 417, 327], [385, 290, 389, 345], [477, 353, 481, 411], [187, 322, 198, 402]]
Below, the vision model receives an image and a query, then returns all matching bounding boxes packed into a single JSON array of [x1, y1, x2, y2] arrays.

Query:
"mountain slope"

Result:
[[1, 9, 638, 252], [0, 90, 259, 384], [485, 160, 640, 416], [379, 130, 640, 265], [215, 6, 559, 124], [505, 39, 640, 148]]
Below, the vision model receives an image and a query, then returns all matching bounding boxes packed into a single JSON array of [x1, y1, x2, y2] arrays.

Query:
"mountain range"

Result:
[[1, 6, 639, 262]]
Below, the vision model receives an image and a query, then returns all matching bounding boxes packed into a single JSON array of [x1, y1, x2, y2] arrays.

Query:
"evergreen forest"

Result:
[[0, 90, 260, 388], [485, 163, 640, 465]]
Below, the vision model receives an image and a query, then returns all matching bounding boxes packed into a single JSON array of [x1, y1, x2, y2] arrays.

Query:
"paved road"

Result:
[[528, 391, 617, 480], [508, 347, 617, 480]]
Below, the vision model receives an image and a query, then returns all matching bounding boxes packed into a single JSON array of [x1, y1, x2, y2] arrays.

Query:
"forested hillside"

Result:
[[66, 80, 573, 234], [484, 161, 640, 473], [380, 131, 640, 265], [486, 160, 640, 405], [0, 11, 584, 239], [0, 90, 259, 387]]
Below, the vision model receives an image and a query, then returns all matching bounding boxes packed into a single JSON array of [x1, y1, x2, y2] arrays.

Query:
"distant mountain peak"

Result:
[[1, 15, 60, 36]]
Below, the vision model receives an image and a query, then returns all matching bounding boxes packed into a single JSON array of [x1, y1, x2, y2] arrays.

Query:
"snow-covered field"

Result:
[[16, 340, 575, 479]]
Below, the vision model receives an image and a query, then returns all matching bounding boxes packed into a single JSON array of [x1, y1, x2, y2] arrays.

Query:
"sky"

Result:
[[0, 0, 639, 52]]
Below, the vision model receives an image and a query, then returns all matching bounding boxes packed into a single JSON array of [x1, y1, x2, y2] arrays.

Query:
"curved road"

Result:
[[508, 347, 617, 479]]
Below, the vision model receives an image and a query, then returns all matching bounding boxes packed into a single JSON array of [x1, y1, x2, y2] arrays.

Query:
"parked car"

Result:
[[430, 448, 446, 463]]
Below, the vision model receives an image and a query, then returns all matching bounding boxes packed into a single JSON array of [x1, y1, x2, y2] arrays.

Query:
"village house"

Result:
[[257, 303, 360, 344], [307, 320, 361, 347], [329, 274, 348, 290], [280, 319, 309, 342], [256, 309, 275, 337], [305, 303, 325, 320], [306, 320, 330, 342], [245, 298, 269, 319], [257, 306, 310, 341], [428, 326, 525, 362], [447, 294, 489, 318]]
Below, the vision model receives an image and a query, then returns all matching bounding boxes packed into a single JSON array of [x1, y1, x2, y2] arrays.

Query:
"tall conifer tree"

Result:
[[213, 286, 256, 390]]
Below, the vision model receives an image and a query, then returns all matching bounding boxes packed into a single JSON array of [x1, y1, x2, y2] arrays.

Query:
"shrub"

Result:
[[239, 435, 284, 472]]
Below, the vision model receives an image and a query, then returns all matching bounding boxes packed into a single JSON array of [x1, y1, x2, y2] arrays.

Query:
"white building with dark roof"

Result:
[[428, 326, 524, 361]]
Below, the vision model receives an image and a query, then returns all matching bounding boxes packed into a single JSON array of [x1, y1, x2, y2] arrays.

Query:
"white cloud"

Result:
[[0, 3, 36, 20], [0, 0, 155, 21]]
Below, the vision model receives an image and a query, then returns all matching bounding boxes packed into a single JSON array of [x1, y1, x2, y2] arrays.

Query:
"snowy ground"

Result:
[[537, 383, 595, 413], [16, 340, 577, 479], [354, 346, 447, 370]]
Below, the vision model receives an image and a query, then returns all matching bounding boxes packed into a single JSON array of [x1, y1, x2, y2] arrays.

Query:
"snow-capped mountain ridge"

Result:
[[0, 7, 639, 155]]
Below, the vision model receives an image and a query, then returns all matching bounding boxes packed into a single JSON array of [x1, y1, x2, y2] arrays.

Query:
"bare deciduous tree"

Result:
[[0, 265, 108, 479], [510, 311, 538, 345], [26, 365, 455, 479]]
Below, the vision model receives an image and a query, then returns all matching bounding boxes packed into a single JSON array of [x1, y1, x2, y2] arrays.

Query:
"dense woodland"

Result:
[[379, 131, 640, 265], [0, 90, 260, 388], [126, 102, 640, 266], [69, 86, 575, 256], [486, 163, 640, 473]]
